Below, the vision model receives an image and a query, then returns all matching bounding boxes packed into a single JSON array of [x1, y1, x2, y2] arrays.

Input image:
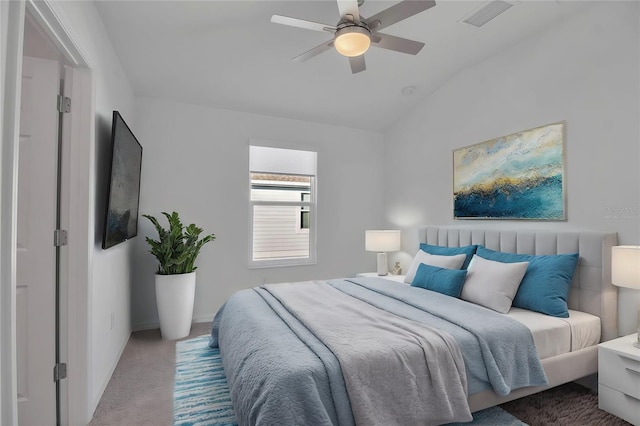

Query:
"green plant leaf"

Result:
[[144, 211, 215, 275]]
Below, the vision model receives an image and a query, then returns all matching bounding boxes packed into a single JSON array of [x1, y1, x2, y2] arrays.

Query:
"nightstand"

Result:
[[598, 333, 640, 425], [356, 272, 406, 283]]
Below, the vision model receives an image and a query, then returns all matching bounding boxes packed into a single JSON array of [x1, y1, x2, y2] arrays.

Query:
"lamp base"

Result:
[[376, 252, 388, 276]]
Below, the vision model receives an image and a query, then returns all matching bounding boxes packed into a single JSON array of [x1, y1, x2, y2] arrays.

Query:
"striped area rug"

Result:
[[174, 335, 526, 426], [174, 336, 237, 426]]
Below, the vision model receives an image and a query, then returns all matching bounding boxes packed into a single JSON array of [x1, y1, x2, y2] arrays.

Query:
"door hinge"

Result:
[[54, 229, 68, 247], [53, 363, 67, 382], [57, 95, 71, 113]]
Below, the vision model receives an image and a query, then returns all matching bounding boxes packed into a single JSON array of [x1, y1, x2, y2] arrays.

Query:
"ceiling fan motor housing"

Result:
[[334, 24, 371, 57]]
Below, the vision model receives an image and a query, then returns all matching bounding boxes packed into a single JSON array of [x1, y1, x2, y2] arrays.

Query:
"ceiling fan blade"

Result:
[[271, 15, 336, 32], [365, 0, 436, 32], [349, 55, 366, 74], [292, 40, 335, 63], [372, 33, 425, 55], [337, 0, 360, 23]]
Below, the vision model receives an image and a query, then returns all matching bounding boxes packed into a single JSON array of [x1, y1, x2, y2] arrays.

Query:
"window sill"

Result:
[[248, 257, 317, 269]]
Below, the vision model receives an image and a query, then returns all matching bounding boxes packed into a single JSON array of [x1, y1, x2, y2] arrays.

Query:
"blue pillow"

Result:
[[419, 243, 478, 269], [411, 263, 468, 298], [475, 246, 579, 318]]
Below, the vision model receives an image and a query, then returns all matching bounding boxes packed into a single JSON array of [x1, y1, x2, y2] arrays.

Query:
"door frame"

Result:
[[1, 1, 94, 424]]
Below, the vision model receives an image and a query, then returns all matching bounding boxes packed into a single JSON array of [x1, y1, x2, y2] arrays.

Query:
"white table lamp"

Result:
[[365, 230, 401, 276], [611, 245, 640, 348]]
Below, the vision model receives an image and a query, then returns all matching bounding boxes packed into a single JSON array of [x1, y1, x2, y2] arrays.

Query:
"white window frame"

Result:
[[248, 146, 317, 268]]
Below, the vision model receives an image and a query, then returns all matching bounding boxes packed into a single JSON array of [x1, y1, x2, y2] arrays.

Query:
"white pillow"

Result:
[[404, 251, 466, 284], [460, 255, 529, 314]]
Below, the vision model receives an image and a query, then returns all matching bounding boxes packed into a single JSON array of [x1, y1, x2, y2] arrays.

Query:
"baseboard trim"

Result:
[[90, 331, 130, 419], [192, 314, 214, 324], [132, 318, 212, 332], [131, 321, 159, 332]]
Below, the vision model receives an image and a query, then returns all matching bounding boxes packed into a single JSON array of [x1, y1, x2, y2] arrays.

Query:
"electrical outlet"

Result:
[[110, 312, 115, 330]]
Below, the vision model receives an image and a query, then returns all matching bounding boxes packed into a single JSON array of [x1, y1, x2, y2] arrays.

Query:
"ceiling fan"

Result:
[[271, 0, 436, 74]]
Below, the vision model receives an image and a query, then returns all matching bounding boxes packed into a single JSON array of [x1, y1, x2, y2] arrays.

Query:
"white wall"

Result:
[[383, 2, 640, 335], [48, 1, 136, 418], [131, 97, 385, 329]]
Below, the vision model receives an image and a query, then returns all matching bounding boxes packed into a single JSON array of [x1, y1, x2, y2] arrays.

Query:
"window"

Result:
[[249, 146, 317, 267]]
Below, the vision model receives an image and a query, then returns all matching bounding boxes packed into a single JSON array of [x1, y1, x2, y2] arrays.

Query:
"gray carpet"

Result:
[[90, 323, 631, 426], [89, 322, 212, 426]]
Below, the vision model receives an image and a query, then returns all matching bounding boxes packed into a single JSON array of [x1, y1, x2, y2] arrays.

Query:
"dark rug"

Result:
[[501, 382, 631, 426]]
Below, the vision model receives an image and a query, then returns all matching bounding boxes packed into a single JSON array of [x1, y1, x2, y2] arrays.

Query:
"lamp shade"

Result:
[[365, 230, 401, 252], [611, 245, 640, 289]]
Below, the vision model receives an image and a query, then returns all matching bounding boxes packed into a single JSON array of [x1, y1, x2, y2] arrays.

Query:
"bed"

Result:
[[210, 226, 618, 425]]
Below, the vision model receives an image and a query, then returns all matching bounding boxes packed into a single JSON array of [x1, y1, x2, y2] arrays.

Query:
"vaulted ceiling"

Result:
[[95, 1, 591, 131]]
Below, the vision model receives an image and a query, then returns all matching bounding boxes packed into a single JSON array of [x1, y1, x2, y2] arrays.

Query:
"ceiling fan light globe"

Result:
[[334, 26, 371, 57]]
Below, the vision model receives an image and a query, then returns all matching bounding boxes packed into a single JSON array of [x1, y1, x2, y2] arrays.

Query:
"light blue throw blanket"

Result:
[[210, 277, 547, 425], [263, 281, 472, 425]]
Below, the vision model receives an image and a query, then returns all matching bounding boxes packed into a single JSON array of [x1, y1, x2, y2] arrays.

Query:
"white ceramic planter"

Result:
[[155, 272, 196, 340]]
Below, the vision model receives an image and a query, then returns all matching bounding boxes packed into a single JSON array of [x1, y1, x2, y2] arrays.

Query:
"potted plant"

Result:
[[143, 211, 215, 339]]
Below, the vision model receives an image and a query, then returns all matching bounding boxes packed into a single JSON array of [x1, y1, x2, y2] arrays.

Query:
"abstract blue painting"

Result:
[[453, 122, 566, 220]]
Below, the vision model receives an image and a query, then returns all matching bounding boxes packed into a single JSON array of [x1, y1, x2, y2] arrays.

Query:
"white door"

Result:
[[16, 56, 60, 425]]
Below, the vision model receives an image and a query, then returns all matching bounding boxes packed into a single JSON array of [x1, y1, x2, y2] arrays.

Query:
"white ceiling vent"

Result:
[[462, 0, 514, 28]]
